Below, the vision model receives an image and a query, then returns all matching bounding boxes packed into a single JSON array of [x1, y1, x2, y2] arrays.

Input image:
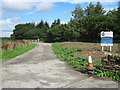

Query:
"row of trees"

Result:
[[11, 2, 120, 42], [11, 19, 60, 40]]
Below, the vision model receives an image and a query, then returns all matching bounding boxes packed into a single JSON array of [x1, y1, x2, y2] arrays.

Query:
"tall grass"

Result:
[[0, 44, 36, 62], [0, 40, 36, 62]]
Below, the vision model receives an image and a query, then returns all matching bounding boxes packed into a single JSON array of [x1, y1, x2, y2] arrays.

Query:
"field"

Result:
[[61, 42, 119, 60], [52, 42, 120, 81]]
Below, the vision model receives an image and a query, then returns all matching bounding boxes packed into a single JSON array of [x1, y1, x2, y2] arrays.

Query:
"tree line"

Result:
[[11, 2, 120, 42]]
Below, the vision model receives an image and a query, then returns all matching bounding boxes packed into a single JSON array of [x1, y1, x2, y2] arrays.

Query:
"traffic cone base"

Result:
[[87, 63, 95, 71], [88, 63, 94, 68]]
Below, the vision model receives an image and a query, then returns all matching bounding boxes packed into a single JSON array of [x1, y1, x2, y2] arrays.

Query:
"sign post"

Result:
[[101, 31, 113, 51]]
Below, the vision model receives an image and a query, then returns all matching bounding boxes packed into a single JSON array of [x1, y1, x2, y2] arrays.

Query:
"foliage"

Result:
[[94, 69, 120, 82], [52, 43, 120, 82], [11, 21, 50, 40], [45, 24, 66, 42], [72, 5, 84, 19]]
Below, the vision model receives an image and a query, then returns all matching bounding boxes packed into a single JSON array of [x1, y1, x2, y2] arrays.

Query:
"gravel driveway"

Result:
[[0, 43, 119, 89]]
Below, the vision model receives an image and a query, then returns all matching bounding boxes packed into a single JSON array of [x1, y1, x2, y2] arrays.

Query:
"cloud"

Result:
[[61, 21, 67, 24], [26, 12, 34, 15], [105, 7, 117, 12], [48, 20, 67, 27], [70, 0, 118, 3], [0, 2, 2, 18], [0, 17, 20, 37], [1, 0, 119, 3], [1, 0, 55, 13], [1, 0, 67, 3], [1, 0, 118, 13], [0, 13, 2, 18], [0, 17, 19, 31], [102, 2, 118, 12], [2, 0, 33, 12], [35, 2, 54, 13], [1, 32, 13, 37]]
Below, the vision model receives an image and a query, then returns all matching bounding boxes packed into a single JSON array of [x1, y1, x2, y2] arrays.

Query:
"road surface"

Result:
[[1, 43, 119, 88]]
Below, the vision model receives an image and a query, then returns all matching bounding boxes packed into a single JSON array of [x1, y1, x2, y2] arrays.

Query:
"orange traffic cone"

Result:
[[87, 52, 95, 70]]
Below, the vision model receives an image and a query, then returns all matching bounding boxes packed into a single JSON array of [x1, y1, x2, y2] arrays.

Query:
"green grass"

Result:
[[0, 44, 36, 62], [52, 43, 85, 70], [52, 43, 120, 82]]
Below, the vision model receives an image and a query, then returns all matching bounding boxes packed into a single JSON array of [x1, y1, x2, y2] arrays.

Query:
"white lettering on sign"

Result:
[[101, 31, 113, 37]]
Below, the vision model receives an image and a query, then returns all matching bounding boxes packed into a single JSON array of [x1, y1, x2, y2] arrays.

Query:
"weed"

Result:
[[94, 69, 120, 81], [52, 43, 120, 82], [52, 43, 87, 71]]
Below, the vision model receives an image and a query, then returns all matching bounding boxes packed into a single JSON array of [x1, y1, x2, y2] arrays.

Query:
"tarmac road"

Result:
[[1, 43, 119, 88]]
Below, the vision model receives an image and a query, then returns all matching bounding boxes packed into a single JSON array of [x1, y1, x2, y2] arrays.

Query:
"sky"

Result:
[[0, 0, 119, 37]]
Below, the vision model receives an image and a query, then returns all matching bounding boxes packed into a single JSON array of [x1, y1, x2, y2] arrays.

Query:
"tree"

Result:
[[45, 21, 49, 29], [12, 23, 35, 39], [46, 24, 66, 42], [35, 20, 50, 40], [51, 19, 61, 28], [94, 2, 106, 15], [85, 2, 106, 17], [72, 5, 84, 19], [56, 19, 61, 25], [11, 21, 49, 40], [106, 8, 120, 41], [36, 20, 44, 29], [85, 3, 95, 17]]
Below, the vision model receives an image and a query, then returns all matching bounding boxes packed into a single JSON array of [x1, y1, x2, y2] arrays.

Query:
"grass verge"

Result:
[[52, 43, 87, 70], [52, 43, 120, 82], [0, 43, 36, 62]]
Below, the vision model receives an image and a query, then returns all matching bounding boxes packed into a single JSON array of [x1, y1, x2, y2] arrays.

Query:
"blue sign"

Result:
[[101, 37, 113, 44]]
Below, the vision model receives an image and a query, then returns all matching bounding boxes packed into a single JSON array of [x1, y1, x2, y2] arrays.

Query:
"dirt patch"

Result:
[[61, 42, 119, 60]]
